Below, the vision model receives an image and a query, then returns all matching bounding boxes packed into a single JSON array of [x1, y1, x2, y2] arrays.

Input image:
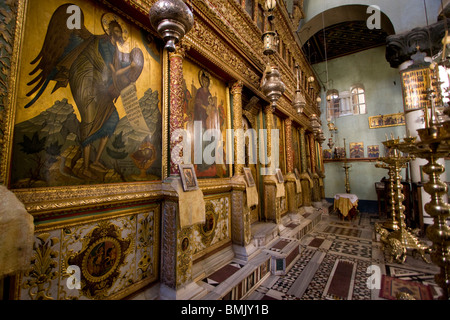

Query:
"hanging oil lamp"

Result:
[[149, 0, 194, 52], [310, 113, 321, 136], [261, 64, 285, 109], [262, 31, 278, 56], [293, 64, 306, 114]]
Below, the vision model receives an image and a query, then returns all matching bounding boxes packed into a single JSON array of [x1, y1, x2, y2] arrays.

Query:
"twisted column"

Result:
[[309, 134, 316, 174], [231, 81, 244, 176], [264, 105, 274, 170], [169, 45, 187, 175], [299, 128, 307, 173], [285, 117, 293, 174]]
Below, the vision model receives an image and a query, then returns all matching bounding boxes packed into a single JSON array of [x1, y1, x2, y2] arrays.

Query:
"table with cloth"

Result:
[[333, 193, 359, 220]]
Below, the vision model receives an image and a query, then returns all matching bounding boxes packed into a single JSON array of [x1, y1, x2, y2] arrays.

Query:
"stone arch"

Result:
[[298, 5, 395, 64]]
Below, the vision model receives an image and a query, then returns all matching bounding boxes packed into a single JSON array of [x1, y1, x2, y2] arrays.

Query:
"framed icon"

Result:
[[179, 164, 199, 191], [243, 167, 255, 187], [294, 168, 300, 180], [275, 168, 284, 184]]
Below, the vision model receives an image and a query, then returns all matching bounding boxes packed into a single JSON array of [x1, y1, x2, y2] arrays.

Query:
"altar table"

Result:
[[334, 193, 359, 220]]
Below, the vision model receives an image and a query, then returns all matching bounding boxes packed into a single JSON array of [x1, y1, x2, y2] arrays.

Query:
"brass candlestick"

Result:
[[375, 137, 431, 265], [375, 160, 399, 231], [343, 160, 351, 194], [343, 138, 351, 193], [397, 126, 450, 300]]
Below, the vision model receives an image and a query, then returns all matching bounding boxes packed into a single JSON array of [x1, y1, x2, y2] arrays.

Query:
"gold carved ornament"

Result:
[[67, 221, 132, 299]]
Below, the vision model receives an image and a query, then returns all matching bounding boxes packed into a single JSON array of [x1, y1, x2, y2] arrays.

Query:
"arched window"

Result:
[[351, 85, 366, 115], [326, 89, 339, 120]]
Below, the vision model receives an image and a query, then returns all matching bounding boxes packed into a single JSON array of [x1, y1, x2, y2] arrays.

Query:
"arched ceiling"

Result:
[[297, 5, 395, 65]]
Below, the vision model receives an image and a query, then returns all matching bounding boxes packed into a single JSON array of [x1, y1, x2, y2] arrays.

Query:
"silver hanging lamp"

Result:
[[149, 0, 194, 52]]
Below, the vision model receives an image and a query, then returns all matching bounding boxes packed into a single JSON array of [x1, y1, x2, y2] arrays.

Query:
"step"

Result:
[[197, 251, 271, 300], [251, 222, 279, 248], [263, 237, 301, 276]]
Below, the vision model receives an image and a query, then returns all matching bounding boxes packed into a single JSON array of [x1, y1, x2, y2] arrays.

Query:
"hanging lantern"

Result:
[[149, 0, 194, 52], [293, 64, 305, 114], [265, 0, 277, 20], [262, 31, 278, 56], [316, 128, 325, 144], [293, 89, 306, 114], [261, 64, 285, 108], [307, 75, 315, 89], [310, 113, 321, 135]]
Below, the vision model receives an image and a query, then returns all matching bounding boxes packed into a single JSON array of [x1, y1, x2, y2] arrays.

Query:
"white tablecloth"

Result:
[[334, 193, 358, 203], [333, 193, 359, 218]]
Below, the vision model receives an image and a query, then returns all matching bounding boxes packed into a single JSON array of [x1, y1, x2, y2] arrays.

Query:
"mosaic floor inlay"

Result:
[[247, 211, 440, 300]]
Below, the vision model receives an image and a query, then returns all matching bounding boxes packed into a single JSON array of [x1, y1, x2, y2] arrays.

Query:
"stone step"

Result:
[[263, 237, 301, 276], [197, 251, 272, 300], [251, 222, 279, 248]]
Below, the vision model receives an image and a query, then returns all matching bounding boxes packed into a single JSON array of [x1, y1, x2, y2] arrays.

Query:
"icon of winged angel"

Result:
[[24, 3, 144, 179]]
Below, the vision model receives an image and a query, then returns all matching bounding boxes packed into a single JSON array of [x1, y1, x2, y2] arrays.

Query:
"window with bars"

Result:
[[327, 85, 367, 119], [351, 85, 366, 115], [326, 89, 340, 121]]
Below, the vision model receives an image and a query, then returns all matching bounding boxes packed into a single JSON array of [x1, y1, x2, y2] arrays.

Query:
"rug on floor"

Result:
[[379, 275, 434, 300]]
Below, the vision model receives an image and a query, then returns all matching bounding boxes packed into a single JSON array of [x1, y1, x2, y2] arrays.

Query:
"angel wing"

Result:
[[25, 3, 92, 108]]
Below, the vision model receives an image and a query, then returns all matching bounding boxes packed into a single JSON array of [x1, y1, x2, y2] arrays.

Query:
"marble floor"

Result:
[[246, 209, 442, 301], [131, 205, 443, 300]]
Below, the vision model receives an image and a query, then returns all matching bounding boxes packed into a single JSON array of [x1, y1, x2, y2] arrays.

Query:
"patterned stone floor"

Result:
[[247, 210, 442, 300]]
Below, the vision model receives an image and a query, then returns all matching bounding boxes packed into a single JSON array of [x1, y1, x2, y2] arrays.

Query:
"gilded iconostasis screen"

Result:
[[10, 0, 163, 188]]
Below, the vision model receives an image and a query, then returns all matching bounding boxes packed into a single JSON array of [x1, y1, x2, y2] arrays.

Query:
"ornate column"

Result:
[[309, 134, 321, 202], [285, 118, 294, 174], [299, 128, 308, 174], [299, 127, 312, 206], [160, 44, 204, 299], [265, 105, 274, 168], [284, 118, 297, 214], [318, 143, 326, 199], [263, 105, 278, 222], [309, 134, 316, 174], [230, 81, 256, 261], [231, 80, 244, 176], [168, 45, 187, 175]]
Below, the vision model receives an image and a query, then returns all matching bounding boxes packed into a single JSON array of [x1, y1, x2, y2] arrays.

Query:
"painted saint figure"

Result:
[[24, 4, 144, 179]]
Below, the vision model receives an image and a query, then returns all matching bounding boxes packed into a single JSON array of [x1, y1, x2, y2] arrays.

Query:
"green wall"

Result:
[[314, 46, 407, 201]]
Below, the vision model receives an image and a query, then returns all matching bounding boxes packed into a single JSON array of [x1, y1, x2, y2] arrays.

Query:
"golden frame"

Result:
[[2, 0, 169, 217], [179, 163, 199, 192], [276, 168, 284, 183], [368, 112, 405, 129], [243, 167, 255, 187], [14, 204, 160, 300]]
